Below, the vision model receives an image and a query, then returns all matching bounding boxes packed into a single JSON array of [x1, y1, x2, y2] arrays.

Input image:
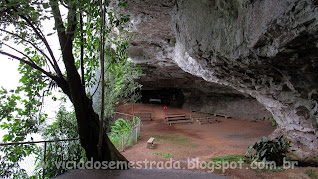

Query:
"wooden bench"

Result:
[[191, 115, 203, 121], [213, 113, 232, 119], [165, 114, 191, 126], [134, 112, 152, 121], [147, 137, 155, 148], [198, 116, 220, 125], [191, 114, 220, 125], [189, 111, 232, 119], [149, 98, 161, 103]]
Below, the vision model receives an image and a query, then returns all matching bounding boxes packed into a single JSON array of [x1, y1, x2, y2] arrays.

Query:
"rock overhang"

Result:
[[111, 0, 318, 161]]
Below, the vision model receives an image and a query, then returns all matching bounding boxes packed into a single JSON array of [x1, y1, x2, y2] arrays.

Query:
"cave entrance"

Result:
[[139, 88, 184, 107], [116, 81, 276, 165]]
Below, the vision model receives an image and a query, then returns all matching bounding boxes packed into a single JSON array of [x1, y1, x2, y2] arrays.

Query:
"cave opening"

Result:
[[139, 88, 184, 107]]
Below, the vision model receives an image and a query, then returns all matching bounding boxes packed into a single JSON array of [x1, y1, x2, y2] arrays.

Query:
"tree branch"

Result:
[[98, 0, 106, 159], [5, 0, 64, 78], [0, 29, 55, 70], [49, 0, 68, 54], [2, 43, 56, 73], [80, 11, 85, 87], [19, 15, 64, 78], [1, 43, 41, 67], [91, 72, 102, 97], [0, 51, 55, 80], [66, 0, 77, 41], [0, 50, 72, 101], [50, 0, 85, 104]]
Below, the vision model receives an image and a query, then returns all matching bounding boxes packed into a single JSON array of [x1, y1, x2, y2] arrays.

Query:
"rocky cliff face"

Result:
[[112, 0, 318, 160], [112, 0, 272, 120], [172, 0, 318, 160]]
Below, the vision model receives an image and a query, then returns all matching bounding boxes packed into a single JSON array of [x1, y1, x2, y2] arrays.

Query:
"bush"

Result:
[[34, 106, 86, 178], [305, 169, 318, 179], [271, 119, 278, 126], [108, 117, 141, 151], [245, 135, 290, 166]]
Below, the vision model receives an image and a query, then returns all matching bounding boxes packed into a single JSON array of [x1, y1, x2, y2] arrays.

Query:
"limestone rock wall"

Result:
[[183, 94, 273, 121], [110, 0, 318, 161], [110, 0, 272, 121], [172, 0, 318, 160]]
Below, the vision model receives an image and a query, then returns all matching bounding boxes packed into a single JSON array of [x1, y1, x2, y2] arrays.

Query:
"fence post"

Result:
[[43, 141, 47, 178], [122, 132, 125, 152], [135, 122, 138, 143]]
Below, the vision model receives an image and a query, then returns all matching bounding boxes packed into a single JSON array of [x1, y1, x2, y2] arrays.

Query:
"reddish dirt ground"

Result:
[[116, 103, 318, 179]]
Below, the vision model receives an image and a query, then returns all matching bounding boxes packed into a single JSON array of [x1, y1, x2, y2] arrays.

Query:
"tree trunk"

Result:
[[50, 0, 127, 166], [78, 96, 127, 163], [57, 77, 128, 164], [53, 35, 127, 166], [56, 78, 127, 167]]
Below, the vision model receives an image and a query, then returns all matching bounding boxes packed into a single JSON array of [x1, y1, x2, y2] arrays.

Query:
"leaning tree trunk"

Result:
[[78, 95, 127, 163], [57, 67, 128, 164], [50, 0, 127, 164], [60, 49, 127, 164]]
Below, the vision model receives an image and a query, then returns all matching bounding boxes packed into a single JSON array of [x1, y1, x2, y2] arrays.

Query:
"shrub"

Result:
[[34, 106, 86, 178], [271, 120, 278, 126], [245, 135, 290, 166], [305, 169, 318, 179], [108, 117, 141, 151]]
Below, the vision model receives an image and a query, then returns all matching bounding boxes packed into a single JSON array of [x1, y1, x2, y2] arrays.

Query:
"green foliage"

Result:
[[152, 152, 173, 159], [74, 0, 142, 132], [271, 119, 278, 126], [0, 57, 49, 144], [0, 149, 30, 178], [92, 31, 142, 129], [73, 0, 140, 94], [305, 169, 318, 179], [108, 117, 141, 151], [0, 0, 140, 177], [152, 134, 189, 144], [246, 135, 290, 166], [0, 62, 48, 177], [111, 118, 132, 132], [210, 155, 250, 164], [34, 106, 86, 178]]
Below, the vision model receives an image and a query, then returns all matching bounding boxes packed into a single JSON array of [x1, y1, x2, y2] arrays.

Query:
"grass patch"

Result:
[[191, 143, 199, 148], [152, 134, 189, 144], [208, 155, 286, 174], [305, 169, 318, 179], [153, 137, 161, 142], [210, 155, 250, 163], [152, 152, 173, 158], [151, 133, 198, 151]]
